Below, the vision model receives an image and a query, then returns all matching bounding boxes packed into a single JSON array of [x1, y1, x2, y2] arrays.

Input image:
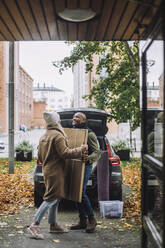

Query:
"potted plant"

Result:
[[112, 140, 131, 161], [15, 140, 33, 161]]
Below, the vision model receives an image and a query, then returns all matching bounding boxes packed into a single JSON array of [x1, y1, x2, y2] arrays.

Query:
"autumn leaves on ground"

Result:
[[0, 160, 35, 215], [0, 158, 141, 225]]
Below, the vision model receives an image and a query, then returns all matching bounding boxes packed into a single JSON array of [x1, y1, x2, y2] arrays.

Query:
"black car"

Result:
[[33, 108, 122, 208]]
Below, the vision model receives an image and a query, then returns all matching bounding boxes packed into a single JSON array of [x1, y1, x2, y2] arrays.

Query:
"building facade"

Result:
[[32, 101, 46, 127], [73, 60, 89, 107], [0, 42, 8, 133], [17, 65, 33, 129], [0, 42, 33, 133], [0, 42, 20, 133], [73, 55, 100, 108], [33, 83, 71, 111]]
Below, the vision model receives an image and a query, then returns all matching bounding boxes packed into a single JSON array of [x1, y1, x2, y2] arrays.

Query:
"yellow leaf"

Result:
[[53, 239, 60, 243]]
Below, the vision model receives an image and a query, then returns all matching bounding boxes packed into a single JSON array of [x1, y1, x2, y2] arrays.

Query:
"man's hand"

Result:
[[81, 153, 88, 162]]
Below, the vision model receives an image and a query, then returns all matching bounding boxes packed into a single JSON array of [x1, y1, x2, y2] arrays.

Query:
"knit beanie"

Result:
[[43, 111, 60, 126]]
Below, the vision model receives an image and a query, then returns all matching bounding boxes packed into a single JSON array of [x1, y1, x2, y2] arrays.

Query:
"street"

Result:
[[0, 206, 141, 248], [0, 129, 141, 247]]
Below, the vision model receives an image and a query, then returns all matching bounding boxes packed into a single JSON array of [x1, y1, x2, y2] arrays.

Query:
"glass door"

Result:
[[141, 21, 164, 248]]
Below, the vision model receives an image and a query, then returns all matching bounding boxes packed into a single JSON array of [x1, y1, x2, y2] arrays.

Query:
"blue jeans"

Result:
[[77, 164, 94, 218], [33, 199, 60, 225]]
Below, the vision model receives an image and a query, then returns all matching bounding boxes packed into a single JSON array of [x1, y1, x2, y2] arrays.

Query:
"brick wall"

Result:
[[32, 101, 46, 127]]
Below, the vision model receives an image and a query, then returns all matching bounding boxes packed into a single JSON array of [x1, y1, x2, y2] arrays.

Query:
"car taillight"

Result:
[[106, 142, 120, 165], [106, 143, 112, 158], [37, 159, 42, 166], [109, 157, 120, 165]]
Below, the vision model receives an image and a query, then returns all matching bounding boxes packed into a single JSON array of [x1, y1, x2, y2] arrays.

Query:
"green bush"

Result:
[[15, 140, 33, 153], [112, 140, 130, 152]]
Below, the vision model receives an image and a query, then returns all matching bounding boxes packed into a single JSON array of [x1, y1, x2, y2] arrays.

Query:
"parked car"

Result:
[[33, 108, 122, 208], [0, 142, 5, 150]]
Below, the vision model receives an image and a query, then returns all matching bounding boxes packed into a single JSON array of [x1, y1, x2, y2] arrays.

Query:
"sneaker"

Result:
[[27, 224, 44, 239], [49, 223, 68, 233], [85, 217, 97, 233]]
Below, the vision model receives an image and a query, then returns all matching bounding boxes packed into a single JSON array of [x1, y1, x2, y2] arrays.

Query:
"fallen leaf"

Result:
[[124, 223, 133, 228], [53, 239, 60, 243], [15, 225, 24, 229], [0, 222, 8, 227]]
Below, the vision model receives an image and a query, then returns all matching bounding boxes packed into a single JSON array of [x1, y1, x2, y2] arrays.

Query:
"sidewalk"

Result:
[[0, 129, 45, 158], [0, 206, 141, 248]]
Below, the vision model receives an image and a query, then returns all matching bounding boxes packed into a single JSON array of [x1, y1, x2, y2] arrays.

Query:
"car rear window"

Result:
[[87, 119, 102, 129], [61, 119, 72, 128], [61, 118, 104, 136]]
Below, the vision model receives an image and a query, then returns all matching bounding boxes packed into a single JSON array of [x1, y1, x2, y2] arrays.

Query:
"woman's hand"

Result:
[[81, 144, 88, 152], [81, 145, 88, 162]]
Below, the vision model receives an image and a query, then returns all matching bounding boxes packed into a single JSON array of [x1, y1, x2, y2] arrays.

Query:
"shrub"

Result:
[[15, 140, 33, 153], [112, 140, 130, 152]]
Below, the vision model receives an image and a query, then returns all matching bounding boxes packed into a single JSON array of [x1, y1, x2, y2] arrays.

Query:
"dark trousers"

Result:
[[77, 164, 94, 219]]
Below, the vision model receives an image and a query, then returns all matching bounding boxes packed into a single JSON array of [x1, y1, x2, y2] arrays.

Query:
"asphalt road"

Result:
[[0, 206, 141, 248], [0, 129, 141, 247]]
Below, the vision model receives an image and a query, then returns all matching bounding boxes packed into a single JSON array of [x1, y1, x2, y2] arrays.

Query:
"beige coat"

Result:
[[38, 125, 82, 201]]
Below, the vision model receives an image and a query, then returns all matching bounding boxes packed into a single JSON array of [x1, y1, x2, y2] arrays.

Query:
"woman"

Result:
[[28, 111, 88, 239]]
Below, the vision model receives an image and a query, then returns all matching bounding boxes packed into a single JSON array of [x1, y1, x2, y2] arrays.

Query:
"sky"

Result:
[[140, 40, 163, 86], [146, 40, 163, 85], [19, 41, 74, 96]]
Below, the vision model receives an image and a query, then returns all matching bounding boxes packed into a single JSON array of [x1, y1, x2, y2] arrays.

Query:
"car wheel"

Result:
[[34, 189, 43, 208]]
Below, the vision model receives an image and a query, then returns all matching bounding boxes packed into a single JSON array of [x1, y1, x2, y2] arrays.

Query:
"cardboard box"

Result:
[[63, 128, 88, 202]]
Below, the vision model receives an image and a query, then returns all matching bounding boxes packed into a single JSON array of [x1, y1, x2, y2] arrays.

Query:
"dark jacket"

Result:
[[87, 131, 101, 165], [73, 123, 101, 165]]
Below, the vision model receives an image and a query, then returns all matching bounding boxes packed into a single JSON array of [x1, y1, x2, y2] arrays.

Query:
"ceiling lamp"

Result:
[[57, 8, 96, 22]]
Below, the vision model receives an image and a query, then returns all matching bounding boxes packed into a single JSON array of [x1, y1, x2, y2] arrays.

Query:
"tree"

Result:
[[53, 41, 140, 144]]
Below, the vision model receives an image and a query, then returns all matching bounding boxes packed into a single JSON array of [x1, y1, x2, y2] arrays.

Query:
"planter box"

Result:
[[116, 149, 130, 161], [16, 151, 32, 161]]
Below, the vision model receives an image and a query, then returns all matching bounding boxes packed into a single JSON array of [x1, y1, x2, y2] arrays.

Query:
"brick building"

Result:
[[32, 83, 71, 128], [32, 101, 46, 128], [17, 65, 33, 129], [0, 42, 8, 133], [0, 42, 33, 133]]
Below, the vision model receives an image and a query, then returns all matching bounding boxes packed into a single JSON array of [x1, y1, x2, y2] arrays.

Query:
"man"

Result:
[[70, 112, 101, 233]]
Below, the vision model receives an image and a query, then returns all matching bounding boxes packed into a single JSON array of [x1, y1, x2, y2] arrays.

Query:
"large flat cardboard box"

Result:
[[64, 128, 88, 202]]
